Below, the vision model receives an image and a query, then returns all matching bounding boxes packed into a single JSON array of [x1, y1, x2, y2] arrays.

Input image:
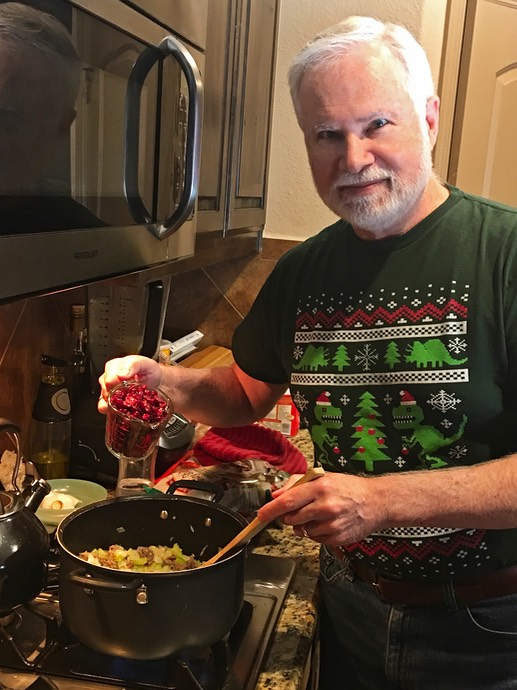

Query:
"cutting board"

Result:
[[180, 345, 234, 369]]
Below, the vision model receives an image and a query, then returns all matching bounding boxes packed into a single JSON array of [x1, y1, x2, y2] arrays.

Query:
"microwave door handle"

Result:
[[124, 36, 203, 239], [124, 44, 156, 225], [155, 36, 203, 240]]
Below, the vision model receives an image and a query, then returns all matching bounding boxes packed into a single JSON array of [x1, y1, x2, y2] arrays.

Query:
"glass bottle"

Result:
[[30, 355, 72, 479], [69, 303, 89, 403]]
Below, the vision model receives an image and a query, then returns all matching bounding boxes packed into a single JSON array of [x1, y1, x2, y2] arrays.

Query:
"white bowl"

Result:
[[36, 478, 107, 528]]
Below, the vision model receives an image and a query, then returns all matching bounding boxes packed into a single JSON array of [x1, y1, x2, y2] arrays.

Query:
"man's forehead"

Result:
[[297, 48, 409, 117]]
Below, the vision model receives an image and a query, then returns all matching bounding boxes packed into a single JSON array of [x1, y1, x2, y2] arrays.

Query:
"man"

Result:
[[99, 16, 517, 688]]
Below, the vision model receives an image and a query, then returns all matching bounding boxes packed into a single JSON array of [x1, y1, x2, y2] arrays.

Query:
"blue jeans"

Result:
[[318, 545, 517, 689]]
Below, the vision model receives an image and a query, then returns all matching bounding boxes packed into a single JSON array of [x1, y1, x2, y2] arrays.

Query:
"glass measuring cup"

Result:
[[105, 382, 173, 497]]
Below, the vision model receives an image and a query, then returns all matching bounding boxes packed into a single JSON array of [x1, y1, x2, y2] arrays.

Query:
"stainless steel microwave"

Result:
[[0, 0, 205, 304]]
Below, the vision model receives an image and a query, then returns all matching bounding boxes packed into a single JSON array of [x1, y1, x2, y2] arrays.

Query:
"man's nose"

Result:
[[339, 135, 374, 173]]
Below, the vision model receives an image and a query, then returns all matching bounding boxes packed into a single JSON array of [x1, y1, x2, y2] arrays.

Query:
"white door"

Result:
[[448, 0, 517, 206]]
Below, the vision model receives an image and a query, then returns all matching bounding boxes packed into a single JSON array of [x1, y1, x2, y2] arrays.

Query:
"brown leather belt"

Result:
[[335, 552, 517, 606]]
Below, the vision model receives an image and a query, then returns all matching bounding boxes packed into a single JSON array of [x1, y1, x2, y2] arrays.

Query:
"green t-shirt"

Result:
[[233, 185, 517, 582]]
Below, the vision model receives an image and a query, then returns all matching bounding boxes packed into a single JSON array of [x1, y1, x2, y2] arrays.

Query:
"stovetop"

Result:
[[0, 553, 295, 690]]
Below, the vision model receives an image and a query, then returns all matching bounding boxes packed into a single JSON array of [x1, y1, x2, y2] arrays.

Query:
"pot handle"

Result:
[[67, 569, 143, 592], [166, 479, 225, 503]]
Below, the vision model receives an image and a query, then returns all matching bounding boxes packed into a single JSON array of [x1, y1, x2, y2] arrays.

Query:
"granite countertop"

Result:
[[155, 422, 320, 689], [252, 429, 321, 690]]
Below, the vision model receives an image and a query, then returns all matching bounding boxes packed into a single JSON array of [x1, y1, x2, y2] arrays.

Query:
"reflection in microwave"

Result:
[[0, 2, 107, 234]]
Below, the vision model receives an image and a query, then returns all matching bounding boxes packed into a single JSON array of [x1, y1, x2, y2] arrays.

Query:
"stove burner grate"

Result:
[[0, 596, 60, 669]]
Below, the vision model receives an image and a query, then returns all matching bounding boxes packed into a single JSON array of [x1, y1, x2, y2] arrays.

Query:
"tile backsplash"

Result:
[[0, 238, 296, 452]]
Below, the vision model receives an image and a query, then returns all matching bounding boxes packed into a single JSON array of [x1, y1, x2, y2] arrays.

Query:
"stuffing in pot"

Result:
[[79, 543, 201, 572]]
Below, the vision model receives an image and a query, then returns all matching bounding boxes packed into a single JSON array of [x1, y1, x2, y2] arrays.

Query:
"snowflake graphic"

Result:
[[292, 391, 309, 411], [427, 389, 461, 413], [293, 345, 304, 361], [384, 394, 393, 405], [449, 445, 468, 461], [340, 393, 351, 406], [354, 343, 379, 371], [448, 337, 467, 355], [441, 419, 453, 429]]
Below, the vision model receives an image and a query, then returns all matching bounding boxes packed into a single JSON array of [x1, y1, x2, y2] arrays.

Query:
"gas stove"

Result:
[[0, 553, 295, 690]]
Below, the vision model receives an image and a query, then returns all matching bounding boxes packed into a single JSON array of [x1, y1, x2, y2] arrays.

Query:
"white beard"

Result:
[[322, 146, 435, 236]]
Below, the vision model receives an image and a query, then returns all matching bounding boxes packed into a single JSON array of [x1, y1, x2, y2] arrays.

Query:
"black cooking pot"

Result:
[[56, 494, 249, 659]]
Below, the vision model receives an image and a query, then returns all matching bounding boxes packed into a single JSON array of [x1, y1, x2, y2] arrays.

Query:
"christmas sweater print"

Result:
[[291, 281, 474, 581], [233, 186, 517, 582]]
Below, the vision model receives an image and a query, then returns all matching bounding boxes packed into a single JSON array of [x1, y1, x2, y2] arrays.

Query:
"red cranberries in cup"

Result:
[[110, 383, 170, 424], [106, 382, 172, 459]]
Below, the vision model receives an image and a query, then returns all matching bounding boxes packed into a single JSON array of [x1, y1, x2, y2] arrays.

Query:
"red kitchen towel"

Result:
[[191, 424, 307, 475]]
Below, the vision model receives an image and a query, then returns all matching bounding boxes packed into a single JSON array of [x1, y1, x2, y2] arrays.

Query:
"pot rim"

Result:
[[56, 494, 249, 572]]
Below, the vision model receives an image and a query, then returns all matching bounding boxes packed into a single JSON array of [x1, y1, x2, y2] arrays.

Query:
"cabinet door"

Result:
[[227, 0, 279, 233], [196, 0, 237, 234], [197, 0, 279, 236], [448, 0, 517, 207]]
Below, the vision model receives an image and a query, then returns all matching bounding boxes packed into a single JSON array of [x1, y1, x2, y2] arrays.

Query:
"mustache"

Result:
[[332, 168, 390, 189]]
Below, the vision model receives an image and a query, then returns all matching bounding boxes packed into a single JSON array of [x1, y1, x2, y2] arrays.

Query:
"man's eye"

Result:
[[368, 118, 389, 132], [317, 130, 342, 141]]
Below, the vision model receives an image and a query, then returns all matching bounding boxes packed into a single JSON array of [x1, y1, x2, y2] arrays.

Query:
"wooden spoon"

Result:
[[202, 466, 325, 566]]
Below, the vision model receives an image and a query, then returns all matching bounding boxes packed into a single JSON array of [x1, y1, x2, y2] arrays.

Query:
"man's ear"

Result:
[[425, 96, 440, 149]]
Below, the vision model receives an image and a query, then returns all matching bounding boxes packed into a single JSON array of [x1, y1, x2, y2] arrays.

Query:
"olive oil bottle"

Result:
[[30, 355, 72, 479]]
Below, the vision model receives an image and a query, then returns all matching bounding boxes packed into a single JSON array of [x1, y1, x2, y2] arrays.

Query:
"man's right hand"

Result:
[[98, 355, 163, 414]]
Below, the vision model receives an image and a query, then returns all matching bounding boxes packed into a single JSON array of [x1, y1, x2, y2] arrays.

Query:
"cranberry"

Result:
[[106, 383, 171, 458], [109, 383, 169, 425]]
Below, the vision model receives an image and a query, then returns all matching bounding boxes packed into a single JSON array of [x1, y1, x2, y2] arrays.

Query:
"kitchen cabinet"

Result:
[[197, 0, 279, 236]]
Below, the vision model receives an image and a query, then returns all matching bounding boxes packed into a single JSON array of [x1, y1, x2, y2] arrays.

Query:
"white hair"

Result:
[[0, 2, 81, 110], [288, 15, 435, 124]]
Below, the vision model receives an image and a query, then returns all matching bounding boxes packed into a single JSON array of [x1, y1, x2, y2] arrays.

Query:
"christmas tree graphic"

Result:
[[351, 391, 390, 472], [384, 341, 401, 369], [332, 344, 351, 371]]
